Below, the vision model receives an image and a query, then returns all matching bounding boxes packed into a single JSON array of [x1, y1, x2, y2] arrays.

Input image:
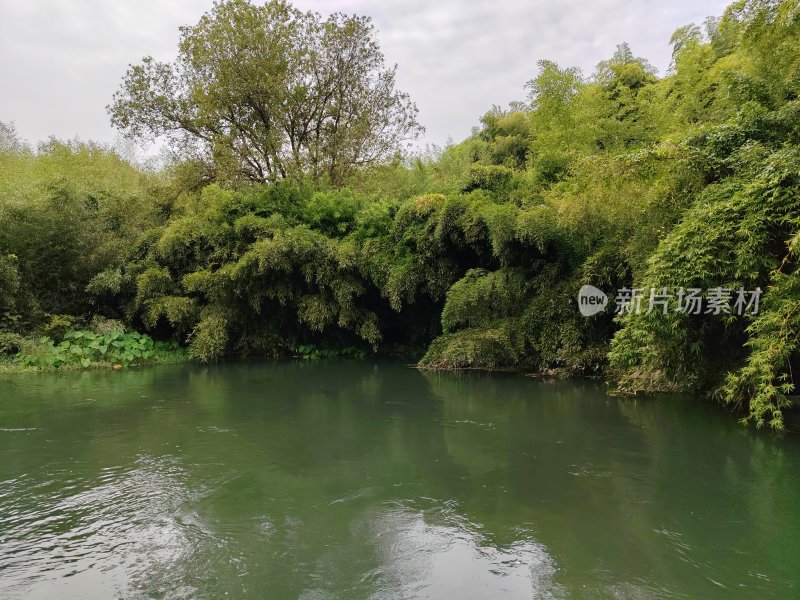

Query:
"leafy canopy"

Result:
[[109, 0, 423, 186]]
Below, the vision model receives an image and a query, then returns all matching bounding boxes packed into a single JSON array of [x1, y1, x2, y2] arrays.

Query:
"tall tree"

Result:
[[108, 0, 423, 185]]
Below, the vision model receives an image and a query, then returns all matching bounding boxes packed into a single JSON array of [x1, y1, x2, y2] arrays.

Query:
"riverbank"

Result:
[[0, 329, 188, 374]]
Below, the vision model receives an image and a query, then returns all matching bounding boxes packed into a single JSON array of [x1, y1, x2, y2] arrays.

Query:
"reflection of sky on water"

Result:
[[362, 504, 562, 600]]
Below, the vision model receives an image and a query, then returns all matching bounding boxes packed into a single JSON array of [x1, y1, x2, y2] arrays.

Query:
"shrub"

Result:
[[11, 330, 182, 370], [463, 165, 515, 197], [420, 326, 522, 370], [41, 314, 75, 342], [0, 332, 24, 356]]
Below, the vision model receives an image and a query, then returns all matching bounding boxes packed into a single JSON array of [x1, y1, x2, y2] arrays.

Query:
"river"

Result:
[[1, 360, 799, 598]]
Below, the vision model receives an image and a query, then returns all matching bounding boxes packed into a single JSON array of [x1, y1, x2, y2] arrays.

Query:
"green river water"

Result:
[[1, 360, 799, 599]]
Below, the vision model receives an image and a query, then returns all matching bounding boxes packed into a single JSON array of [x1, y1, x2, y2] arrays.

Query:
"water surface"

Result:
[[1, 361, 799, 598]]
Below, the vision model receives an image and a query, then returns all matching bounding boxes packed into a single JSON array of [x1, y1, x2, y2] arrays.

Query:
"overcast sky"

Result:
[[0, 0, 730, 150]]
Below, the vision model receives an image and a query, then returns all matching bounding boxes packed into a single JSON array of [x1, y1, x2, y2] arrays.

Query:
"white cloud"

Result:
[[0, 0, 731, 149]]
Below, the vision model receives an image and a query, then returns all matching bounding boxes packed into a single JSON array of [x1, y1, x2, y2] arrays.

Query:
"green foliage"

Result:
[[609, 109, 800, 427], [420, 326, 522, 371], [301, 190, 363, 237], [478, 109, 532, 168], [440, 269, 527, 333], [5, 0, 800, 428], [295, 344, 367, 360], [718, 266, 800, 429], [188, 309, 229, 362], [0, 254, 20, 308], [108, 0, 422, 185], [0, 310, 23, 334], [7, 330, 183, 371], [0, 332, 24, 356], [463, 165, 515, 197], [0, 138, 165, 323], [41, 315, 75, 342]]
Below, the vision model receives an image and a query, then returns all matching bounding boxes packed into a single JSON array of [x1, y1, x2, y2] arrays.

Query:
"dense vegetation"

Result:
[[2, 0, 800, 428]]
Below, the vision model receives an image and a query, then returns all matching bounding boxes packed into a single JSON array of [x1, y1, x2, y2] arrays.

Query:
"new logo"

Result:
[[578, 285, 608, 317]]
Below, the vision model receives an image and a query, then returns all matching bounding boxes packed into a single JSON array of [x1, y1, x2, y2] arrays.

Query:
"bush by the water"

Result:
[[2, 330, 183, 371]]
